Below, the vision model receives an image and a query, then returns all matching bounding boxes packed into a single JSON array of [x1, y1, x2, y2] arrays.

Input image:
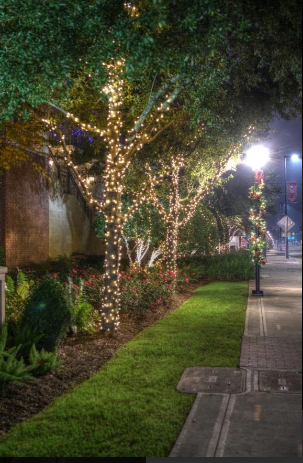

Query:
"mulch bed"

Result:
[[0, 282, 206, 436]]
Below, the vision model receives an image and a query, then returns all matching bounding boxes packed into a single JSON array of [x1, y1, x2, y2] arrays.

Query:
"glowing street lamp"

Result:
[[245, 145, 270, 297]]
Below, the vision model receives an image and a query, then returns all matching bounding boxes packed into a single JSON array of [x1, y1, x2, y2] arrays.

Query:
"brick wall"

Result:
[[3, 158, 49, 268], [0, 174, 6, 253]]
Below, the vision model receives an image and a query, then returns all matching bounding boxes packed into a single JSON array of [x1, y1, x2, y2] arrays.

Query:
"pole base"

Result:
[[252, 290, 264, 297]]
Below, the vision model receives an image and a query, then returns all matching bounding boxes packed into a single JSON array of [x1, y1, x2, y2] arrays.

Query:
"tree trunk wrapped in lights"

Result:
[[146, 140, 252, 282], [51, 61, 184, 332]]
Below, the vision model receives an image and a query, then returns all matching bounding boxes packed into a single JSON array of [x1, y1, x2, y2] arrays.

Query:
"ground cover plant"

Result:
[[0, 281, 248, 457]]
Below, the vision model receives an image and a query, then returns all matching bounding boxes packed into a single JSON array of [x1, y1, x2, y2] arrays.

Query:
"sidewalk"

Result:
[[169, 253, 302, 458]]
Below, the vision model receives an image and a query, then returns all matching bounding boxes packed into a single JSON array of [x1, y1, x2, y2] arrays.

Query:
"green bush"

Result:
[[178, 250, 254, 282], [5, 275, 28, 332], [0, 325, 36, 395], [29, 345, 64, 377], [69, 282, 95, 332], [120, 267, 172, 312], [21, 279, 73, 352]]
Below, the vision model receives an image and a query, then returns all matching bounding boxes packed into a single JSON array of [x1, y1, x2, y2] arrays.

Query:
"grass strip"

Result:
[[0, 282, 248, 457]]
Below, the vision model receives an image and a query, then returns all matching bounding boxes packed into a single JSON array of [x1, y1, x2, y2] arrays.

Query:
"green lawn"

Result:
[[0, 282, 248, 457]]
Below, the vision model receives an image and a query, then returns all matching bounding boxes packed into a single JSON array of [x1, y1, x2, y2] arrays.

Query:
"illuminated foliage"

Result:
[[0, 0, 301, 332]]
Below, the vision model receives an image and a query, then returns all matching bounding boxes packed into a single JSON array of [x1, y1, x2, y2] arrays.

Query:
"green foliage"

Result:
[[0, 325, 36, 395], [120, 267, 173, 312], [16, 271, 34, 300], [5, 275, 27, 331], [248, 182, 268, 266], [29, 345, 64, 377], [179, 251, 254, 281], [70, 281, 95, 332], [94, 213, 106, 240], [22, 279, 73, 352], [179, 204, 222, 257], [0, 246, 5, 266], [7, 325, 44, 360], [123, 204, 166, 247]]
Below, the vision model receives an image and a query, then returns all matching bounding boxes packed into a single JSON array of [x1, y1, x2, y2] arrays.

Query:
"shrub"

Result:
[[0, 325, 36, 395], [29, 345, 64, 377], [178, 250, 254, 281], [5, 275, 28, 332], [21, 279, 73, 352], [69, 282, 95, 333], [120, 267, 173, 313]]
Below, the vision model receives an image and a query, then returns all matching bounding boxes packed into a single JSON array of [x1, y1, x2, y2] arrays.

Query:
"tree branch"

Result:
[[127, 75, 182, 142]]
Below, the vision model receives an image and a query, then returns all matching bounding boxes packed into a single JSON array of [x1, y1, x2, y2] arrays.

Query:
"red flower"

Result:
[[73, 269, 78, 274], [168, 285, 173, 291], [151, 304, 155, 308], [74, 285, 79, 290], [122, 286, 127, 291], [53, 273, 58, 279], [185, 278, 190, 284], [127, 276, 131, 280]]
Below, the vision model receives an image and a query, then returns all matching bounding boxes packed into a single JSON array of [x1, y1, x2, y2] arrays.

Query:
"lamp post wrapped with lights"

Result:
[[245, 146, 270, 297]]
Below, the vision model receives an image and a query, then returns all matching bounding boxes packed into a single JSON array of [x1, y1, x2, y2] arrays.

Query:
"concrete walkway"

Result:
[[169, 252, 302, 458]]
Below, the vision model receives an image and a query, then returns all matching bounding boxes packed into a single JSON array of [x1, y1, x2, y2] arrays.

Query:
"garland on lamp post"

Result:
[[248, 181, 267, 266]]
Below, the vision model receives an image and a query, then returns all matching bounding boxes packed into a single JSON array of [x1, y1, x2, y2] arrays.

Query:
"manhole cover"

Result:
[[259, 370, 302, 393], [177, 367, 246, 394]]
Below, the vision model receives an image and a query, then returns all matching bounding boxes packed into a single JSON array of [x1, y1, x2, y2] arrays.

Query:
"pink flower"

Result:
[[168, 285, 173, 291], [185, 278, 190, 284], [74, 285, 80, 290], [53, 273, 58, 279], [133, 287, 137, 292], [73, 269, 78, 274], [151, 304, 155, 308], [122, 286, 127, 291], [127, 276, 131, 280]]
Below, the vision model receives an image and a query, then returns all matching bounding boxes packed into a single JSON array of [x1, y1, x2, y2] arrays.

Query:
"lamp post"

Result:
[[245, 146, 270, 297], [284, 154, 300, 259]]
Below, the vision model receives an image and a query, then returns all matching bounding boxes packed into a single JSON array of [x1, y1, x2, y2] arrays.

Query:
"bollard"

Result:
[[0, 266, 8, 329]]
